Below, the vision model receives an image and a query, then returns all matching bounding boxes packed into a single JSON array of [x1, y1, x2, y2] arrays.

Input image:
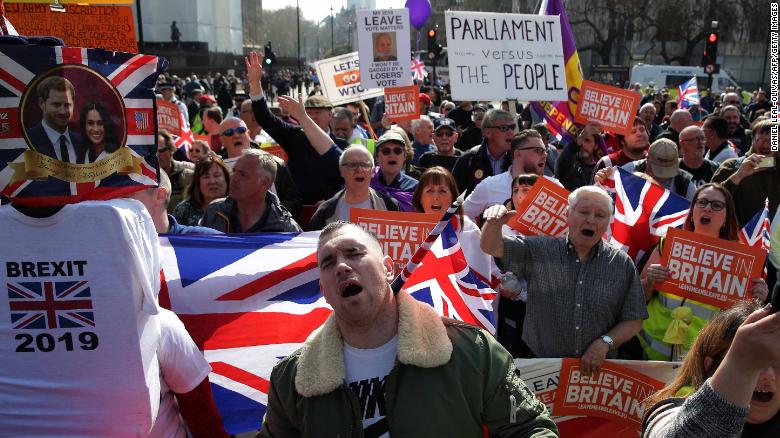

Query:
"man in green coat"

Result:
[[258, 221, 558, 437]]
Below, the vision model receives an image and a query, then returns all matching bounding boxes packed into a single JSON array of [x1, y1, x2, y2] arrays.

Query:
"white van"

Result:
[[629, 64, 740, 94]]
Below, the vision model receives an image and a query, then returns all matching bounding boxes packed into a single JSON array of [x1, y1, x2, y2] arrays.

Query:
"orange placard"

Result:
[[261, 143, 289, 163], [156, 99, 181, 137], [507, 178, 570, 238], [350, 209, 439, 274], [5, 4, 137, 53], [334, 69, 362, 87], [574, 80, 640, 136], [554, 359, 664, 430], [658, 228, 765, 309], [384, 85, 420, 122]]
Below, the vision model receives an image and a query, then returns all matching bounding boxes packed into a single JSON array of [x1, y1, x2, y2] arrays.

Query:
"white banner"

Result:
[[314, 52, 383, 106], [445, 11, 568, 101], [357, 8, 413, 89]]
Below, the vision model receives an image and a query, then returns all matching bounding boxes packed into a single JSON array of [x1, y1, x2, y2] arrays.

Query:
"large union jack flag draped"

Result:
[[0, 45, 165, 206], [159, 228, 497, 434], [8, 280, 94, 330], [740, 198, 771, 253], [602, 168, 691, 262]]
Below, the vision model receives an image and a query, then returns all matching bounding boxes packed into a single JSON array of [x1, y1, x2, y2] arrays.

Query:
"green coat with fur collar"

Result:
[[258, 290, 559, 438]]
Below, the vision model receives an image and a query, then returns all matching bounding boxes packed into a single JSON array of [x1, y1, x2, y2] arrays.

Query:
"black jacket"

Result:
[[451, 141, 510, 195]]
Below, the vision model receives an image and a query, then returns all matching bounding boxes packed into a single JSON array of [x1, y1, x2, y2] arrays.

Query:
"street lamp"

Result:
[[347, 22, 352, 52], [330, 5, 334, 56]]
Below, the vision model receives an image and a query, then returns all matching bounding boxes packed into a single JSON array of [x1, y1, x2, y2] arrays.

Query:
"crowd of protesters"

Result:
[[146, 49, 780, 436]]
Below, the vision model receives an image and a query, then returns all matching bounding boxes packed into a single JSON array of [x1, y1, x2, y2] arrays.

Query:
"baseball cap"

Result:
[[473, 103, 488, 113], [157, 82, 175, 91], [375, 131, 406, 150], [434, 117, 457, 132], [647, 139, 679, 179], [199, 94, 217, 105], [419, 93, 432, 106], [304, 95, 333, 109]]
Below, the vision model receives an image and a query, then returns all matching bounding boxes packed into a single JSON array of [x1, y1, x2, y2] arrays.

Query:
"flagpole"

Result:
[[390, 192, 465, 294]]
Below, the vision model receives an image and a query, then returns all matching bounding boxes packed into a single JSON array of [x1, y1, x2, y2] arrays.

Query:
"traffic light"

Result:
[[427, 26, 443, 60], [264, 42, 276, 66], [701, 28, 719, 74]]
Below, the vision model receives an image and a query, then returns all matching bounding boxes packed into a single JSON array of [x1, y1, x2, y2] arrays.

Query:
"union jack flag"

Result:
[[8, 280, 94, 330], [0, 45, 165, 206], [410, 55, 427, 81], [676, 77, 700, 109], [160, 226, 497, 433], [172, 110, 194, 160], [739, 198, 771, 253], [602, 168, 690, 262]]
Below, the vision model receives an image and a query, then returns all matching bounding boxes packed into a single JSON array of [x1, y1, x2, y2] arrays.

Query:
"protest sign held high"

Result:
[[658, 228, 766, 309], [574, 80, 640, 136], [508, 177, 570, 238], [156, 99, 182, 137], [350, 208, 439, 274], [357, 8, 412, 89], [314, 52, 383, 106], [445, 11, 567, 102]]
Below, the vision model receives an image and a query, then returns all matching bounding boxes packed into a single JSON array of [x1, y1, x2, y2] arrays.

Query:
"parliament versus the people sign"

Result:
[[444, 11, 567, 102], [508, 177, 570, 238], [658, 228, 765, 309], [314, 52, 383, 106], [356, 8, 413, 90]]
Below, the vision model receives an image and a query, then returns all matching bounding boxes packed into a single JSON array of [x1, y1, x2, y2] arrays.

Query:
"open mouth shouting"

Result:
[[699, 215, 711, 225], [580, 227, 596, 238], [752, 388, 775, 407], [428, 204, 443, 212], [339, 279, 364, 298]]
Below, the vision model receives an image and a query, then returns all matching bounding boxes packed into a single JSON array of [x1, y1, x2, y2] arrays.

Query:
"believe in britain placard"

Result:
[[445, 11, 567, 102]]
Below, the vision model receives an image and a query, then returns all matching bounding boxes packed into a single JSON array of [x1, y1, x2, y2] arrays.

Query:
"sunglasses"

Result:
[[379, 147, 404, 156], [341, 162, 373, 170], [435, 131, 455, 138], [488, 124, 515, 132], [221, 126, 248, 136], [694, 198, 726, 211], [516, 147, 547, 155]]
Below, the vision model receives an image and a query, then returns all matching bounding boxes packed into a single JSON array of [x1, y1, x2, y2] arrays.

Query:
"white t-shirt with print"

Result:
[[344, 336, 398, 438]]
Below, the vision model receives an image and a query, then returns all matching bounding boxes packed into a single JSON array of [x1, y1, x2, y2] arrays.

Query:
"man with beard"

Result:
[[593, 117, 650, 175], [307, 145, 399, 231], [330, 107, 354, 144], [481, 186, 647, 370], [462, 130, 561, 222], [258, 221, 558, 437], [418, 117, 462, 171], [721, 105, 751, 155], [451, 109, 514, 195]]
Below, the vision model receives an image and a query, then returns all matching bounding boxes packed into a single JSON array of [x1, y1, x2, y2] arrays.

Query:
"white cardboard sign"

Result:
[[357, 8, 413, 89], [314, 51, 383, 106], [445, 11, 568, 101]]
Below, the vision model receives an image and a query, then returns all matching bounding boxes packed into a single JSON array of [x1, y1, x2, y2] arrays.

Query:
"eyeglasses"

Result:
[[435, 131, 455, 138], [341, 162, 373, 170], [221, 126, 248, 136], [379, 147, 404, 156], [516, 147, 547, 155], [487, 124, 515, 132], [694, 198, 726, 211]]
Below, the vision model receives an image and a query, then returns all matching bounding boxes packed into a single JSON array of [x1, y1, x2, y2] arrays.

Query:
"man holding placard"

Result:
[[481, 186, 647, 375]]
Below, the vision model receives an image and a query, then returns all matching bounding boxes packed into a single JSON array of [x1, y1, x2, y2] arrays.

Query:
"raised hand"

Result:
[[277, 95, 306, 123], [244, 51, 265, 96]]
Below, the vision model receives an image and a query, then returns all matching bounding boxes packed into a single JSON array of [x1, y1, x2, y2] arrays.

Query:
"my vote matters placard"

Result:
[[445, 11, 567, 102], [350, 209, 439, 274], [574, 81, 640, 136], [507, 177, 570, 238], [658, 228, 765, 309], [314, 52, 383, 106], [357, 8, 412, 89]]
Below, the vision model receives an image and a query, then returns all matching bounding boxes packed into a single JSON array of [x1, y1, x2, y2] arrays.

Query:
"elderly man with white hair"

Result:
[[410, 116, 436, 165], [657, 109, 694, 146], [481, 186, 647, 375], [639, 102, 662, 142]]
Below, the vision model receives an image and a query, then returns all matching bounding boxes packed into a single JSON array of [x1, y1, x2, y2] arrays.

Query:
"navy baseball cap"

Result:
[[434, 117, 457, 132]]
